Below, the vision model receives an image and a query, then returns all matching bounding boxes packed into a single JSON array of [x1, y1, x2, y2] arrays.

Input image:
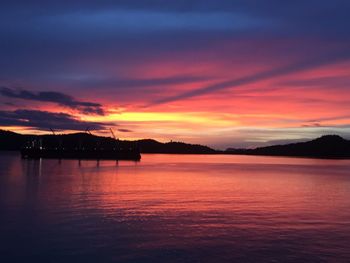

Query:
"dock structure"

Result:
[[21, 147, 141, 161], [20, 129, 141, 161]]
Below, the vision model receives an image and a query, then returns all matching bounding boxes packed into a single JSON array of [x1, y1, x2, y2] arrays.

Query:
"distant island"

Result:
[[1, 130, 350, 158], [226, 135, 350, 159]]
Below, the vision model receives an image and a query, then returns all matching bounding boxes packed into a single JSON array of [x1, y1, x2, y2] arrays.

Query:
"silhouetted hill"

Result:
[[0, 130, 30, 150], [2, 130, 350, 157], [226, 135, 350, 158], [137, 139, 215, 154], [0, 130, 216, 154]]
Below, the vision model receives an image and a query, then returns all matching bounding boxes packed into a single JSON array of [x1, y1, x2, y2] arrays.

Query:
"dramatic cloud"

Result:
[[1, 1, 350, 146], [0, 87, 104, 115], [118, 128, 133, 133], [0, 109, 105, 131], [151, 50, 350, 105]]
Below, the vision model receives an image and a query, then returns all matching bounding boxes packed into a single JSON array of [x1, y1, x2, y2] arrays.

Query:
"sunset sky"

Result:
[[1, 1, 350, 148]]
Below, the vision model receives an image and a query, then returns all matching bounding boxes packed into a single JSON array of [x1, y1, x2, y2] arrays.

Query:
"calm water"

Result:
[[1, 152, 350, 262]]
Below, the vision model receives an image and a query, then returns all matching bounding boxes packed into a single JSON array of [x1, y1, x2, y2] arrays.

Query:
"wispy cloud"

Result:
[[150, 50, 350, 105], [0, 87, 104, 115], [0, 109, 105, 131], [118, 128, 133, 133]]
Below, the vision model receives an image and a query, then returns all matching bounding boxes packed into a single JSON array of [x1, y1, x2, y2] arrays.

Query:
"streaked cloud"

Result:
[[151, 50, 350, 105], [0, 109, 105, 131], [0, 87, 104, 115]]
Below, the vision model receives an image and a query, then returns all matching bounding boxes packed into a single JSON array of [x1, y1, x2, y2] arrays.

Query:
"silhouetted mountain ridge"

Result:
[[137, 139, 215, 154], [226, 135, 350, 158], [1, 130, 350, 158], [0, 130, 216, 154]]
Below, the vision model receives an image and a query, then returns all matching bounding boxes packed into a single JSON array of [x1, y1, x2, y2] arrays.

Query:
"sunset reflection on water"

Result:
[[1, 153, 350, 262]]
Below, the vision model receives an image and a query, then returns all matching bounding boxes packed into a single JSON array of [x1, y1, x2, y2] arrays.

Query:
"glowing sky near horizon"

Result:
[[1, 1, 350, 148]]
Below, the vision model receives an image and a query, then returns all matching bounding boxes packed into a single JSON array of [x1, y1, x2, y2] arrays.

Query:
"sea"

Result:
[[1, 152, 350, 262]]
